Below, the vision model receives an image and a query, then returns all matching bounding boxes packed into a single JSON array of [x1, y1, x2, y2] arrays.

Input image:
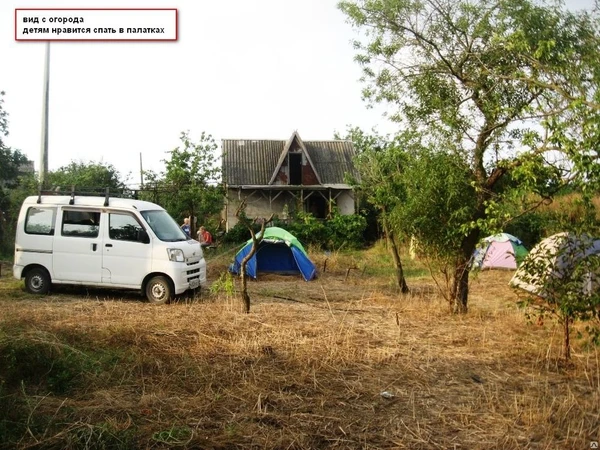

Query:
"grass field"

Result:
[[0, 243, 598, 449]]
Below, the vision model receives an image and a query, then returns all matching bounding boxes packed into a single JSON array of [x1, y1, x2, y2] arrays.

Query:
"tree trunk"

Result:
[[563, 315, 571, 362], [382, 219, 409, 294], [446, 139, 509, 314], [189, 206, 196, 239], [234, 202, 273, 314], [241, 271, 250, 313], [450, 228, 480, 314], [451, 258, 470, 314], [240, 253, 253, 313]]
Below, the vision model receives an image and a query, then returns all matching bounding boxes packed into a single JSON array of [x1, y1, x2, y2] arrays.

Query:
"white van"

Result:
[[13, 195, 207, 304]]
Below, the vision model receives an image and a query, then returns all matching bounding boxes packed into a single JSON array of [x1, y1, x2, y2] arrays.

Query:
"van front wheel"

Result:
[[145, 276, 173, 304], [25, 268, 51, 295]]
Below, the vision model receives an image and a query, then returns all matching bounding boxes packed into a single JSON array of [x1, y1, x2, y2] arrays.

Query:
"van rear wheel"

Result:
[[145, 276, 173, 304], [25, 268, 51, 295]]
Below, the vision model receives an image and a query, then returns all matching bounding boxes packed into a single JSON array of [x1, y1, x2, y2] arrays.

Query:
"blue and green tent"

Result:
[[229, 227, 317, 281]]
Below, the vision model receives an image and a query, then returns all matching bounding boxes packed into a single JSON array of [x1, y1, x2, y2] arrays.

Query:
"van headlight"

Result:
[[167, 248, 185, 262]]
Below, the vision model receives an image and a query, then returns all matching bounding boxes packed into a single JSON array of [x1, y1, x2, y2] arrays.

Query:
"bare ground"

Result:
[[0, 247, 598, 449]]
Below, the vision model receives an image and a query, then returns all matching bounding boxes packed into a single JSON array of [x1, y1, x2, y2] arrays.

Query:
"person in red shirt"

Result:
[[197, 226, 213, 247]]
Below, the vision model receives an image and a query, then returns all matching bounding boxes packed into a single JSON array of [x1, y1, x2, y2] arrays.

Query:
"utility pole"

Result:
[[39, 42, 50, 188], [139, 152, 144, 189]]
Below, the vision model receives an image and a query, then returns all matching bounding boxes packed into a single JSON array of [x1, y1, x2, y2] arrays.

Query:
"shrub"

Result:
[[327, 213, 367, 249], [280, 211, 329, 249], [222, 210, 262, 244], [505, 211, 551, 248], [226, 211, 368, 250]]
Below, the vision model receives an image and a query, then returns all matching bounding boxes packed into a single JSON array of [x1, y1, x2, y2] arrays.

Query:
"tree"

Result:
[[339, 127, 412, 293], [0, 91, 37, 256], [46, 161, 128, 193], [0, 91, 8, 150], [0, 91, 29, 187], [339, 0, 600, 312], [0, 148, 29, 189], [394, 147, 479, 305], [235, 200, 273, 313], [145, 132, 224, 238]]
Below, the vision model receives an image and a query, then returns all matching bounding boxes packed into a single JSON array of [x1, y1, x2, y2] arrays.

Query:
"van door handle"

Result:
[[92, 243, 97, 251], [105, 243, 113, 248]]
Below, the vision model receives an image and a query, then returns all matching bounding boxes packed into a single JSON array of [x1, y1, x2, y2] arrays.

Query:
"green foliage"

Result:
[[222, 211, 261, 244], [336, 127, 413, 292], [278, 211, 330, 249], [394, 149, 478, 261], [339, 0, 600, 311], [210, 272, 236, 297], [347, 128, 413, 210], [0, 91, 7, 146], [0, 149, 29, 189], [272, 210, 367, 250], [222, 222, 252, 243], [141, 131, 224, 235], [504, 211, 552, 249], [0, 173, 37, 257], [152, 425, 192, 445], [0, 92, 38, 257], [224, 210, 367, 250], [46, 161, 128, 193], [0, 92, 28, 186], [327, 213, 367, 249], [337, 127, 415, 235]]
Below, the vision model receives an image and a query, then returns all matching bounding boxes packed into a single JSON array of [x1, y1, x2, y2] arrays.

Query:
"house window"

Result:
[[289, 153, 302, 185]]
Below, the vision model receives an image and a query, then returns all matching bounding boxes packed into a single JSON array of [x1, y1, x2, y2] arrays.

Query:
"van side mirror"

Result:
[[137, 229, 150, 244]]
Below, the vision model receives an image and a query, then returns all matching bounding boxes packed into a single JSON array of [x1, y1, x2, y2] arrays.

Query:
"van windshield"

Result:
[[140, 210, 190, 242]]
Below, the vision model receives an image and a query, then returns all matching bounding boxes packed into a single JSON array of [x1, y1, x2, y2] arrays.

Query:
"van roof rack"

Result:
[[36, 186, 140, 203]]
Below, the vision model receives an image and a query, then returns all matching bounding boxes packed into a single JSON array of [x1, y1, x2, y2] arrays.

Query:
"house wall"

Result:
[[301, 155, 319, 185], [224, 188, 356, 230], [272, 145, 319, 186], [274, 157, 289, 184], [225, 190, 296, 230], [336, 191, 355, 215]]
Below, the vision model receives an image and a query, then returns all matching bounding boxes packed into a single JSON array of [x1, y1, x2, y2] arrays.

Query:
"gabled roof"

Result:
[[268, 131, 321, 185], [222, 132, 359, 187]]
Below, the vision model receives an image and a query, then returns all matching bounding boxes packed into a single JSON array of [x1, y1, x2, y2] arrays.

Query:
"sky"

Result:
[[0, 0, 597, 187]]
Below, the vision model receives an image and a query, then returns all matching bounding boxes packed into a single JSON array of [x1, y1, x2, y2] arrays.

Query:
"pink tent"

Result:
[[472, 233, 529, 270], [480, 240, 517, 269]]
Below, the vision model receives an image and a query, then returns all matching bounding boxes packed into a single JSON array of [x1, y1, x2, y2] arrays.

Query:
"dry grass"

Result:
[[0, 247, 599, 449], [536, 192, 600, 220]]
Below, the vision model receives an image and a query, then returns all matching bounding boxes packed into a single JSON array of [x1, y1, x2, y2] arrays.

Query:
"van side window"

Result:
[[109, 213, 144, 242], [61, 210, 101, 238], [25, 207, 56, 235]]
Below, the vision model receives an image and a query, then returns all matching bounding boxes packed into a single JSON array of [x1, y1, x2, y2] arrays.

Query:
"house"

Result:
[[222, 131, 360, 230]]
